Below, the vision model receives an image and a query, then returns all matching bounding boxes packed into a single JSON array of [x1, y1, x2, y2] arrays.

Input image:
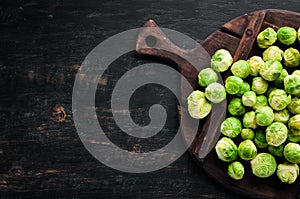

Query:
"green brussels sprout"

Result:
[[284, 74, 300, 96], [274, 69, 288, 87], [255, 106, 274, 126], [287, 97, 300, 114], [242, 91, 256, 107], [238, 140, 257, 161], [284, 48, 300, 67], [243, 111, 258, 129], [221, 117, 242, 138], [257, 27, 277, 48], [268, 144, 285, 157], [228, 98, 246, 116], [231, 60, 251, 78], [277, 163, 299, 184], [284, 143, 300, 164], [266, 122, 288, 147], [205, 83, 226, 103], [260, 60, 283, 81], [253, 95, 268, 110], [241, 128, 255, 140], [262, 46, 284, 62], [237, 82, 250, 97], [247, 56, 264, 76], [250, 153, 277, 178], [198, 68, 218, 87], [228, 161, 244, 180], [274, 109, 290, 124], [268, 89, 291, 111], [254, 129, 268, 149], [215, 137, 238, 162], [252, 77, 268, 95], [277, 26, 297, 45], [292, 70, 300, 76], [211, 49, 233, 72], [288, 130, 300, 142], [187, 90, 212, 119], [225, 76, 244, 95], [288, 114, 300, 136]]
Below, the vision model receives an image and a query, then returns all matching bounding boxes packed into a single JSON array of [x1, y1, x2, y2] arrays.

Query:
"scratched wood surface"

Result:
[[1, 0, 300, 198]]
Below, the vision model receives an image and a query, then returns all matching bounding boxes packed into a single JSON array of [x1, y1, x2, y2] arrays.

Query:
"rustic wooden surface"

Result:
[[1, 0, 300, 198]]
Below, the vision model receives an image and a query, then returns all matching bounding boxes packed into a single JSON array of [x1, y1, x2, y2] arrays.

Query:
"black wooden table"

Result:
[[1, 0, 300, 198]]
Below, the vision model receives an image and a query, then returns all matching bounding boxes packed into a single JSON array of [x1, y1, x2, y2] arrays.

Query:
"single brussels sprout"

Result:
[[266, 122, 288, 147], [274, 109, 290, 124], [257, 27, 277, 48], [277, 26, 297, 45], [228, 161, 245, 180], [228, 98, 246, 116], [260, 60, 283, 81], [253, 95, 268, 110], [187, 91, 212, 119], [288, 114, 300, 136], [268, 89, 291, 111], [274, 69, 288, 87], [252, 77, 268, 95], [284, 74, 300, 96], [250, 153, 277, 178], [221, 117, 242, 138], [211, 49, 233, 72], [268, 144, 285, 157], [243, 111, 258, 129], [215, 137, 238, 162], [287, 97, 300, 114], [247, 56, 264, 76], [238, 140, 257, 161], [237, 82, 250, 97], [262, 46, 284, 62], [231, 60, 251, 78], [284, 48, 300, 67], [284, 143, 300, 164], [255, 106, 274, 126], [254, 129, 268, 149], [277, 163, 299, 184], [198, 68, 218, 87], [288, 130, 300, 142], [205, 83, 226, 103], [225, 76, 244, 95], [241, 128, 255, 140], [292, 70, 300, 76], [242, 91, 257, 107]]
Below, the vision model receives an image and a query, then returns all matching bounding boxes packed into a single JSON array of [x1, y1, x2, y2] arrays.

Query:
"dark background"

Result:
[[1, 0, 300, 198]]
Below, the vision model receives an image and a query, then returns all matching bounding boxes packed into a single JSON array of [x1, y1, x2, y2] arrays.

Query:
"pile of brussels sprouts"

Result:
[[187, 26, 300, 184]]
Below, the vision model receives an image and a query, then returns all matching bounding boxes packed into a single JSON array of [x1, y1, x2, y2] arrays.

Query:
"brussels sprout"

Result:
[[231, 60, 251, 78], [253, 95, 268, 110], [284, 74, 300, 96], [187, 91, 212, 119], [198, 68, 218, 87], [211, 49, 233, 72], [228, 161, 245, 180], [277, 26, 297, 45], [274, 109, 290, 124], [254, 129, 268, 149], [243, 111, 258, 129], [277, 163, 299, 184], [274, 69, 288, 87], [205, 83, 226, 103], [250, 153, 277, 178], [242, 91, 256, 107], [252, 77, 268, 95], [263, 46, 284, 62], [292, 70, 300, 76], [268, 89, 291, 111], [247, 56, 264, 76], [288, 114, 300, 136], [288, 130, 300, 142], [284, 48, 300, 67], [257, 27, 277, 48], [228, 98, 246, 116], [237, 82, 250, 97], [238, 140, 257, 161], [268, 144, 285, 157], [287, 97, 300, 114], [225, 76, 244, 95], [266, 122, 288, 147], [215, 137, 238, 162], [260, 60, 283, 81], [221, 117, 242, 138], [241, 128, 255, 140], [284, 143, 300, 164], [255, 106, 274, 126]]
